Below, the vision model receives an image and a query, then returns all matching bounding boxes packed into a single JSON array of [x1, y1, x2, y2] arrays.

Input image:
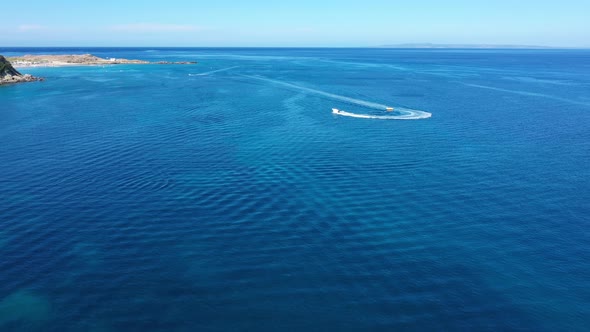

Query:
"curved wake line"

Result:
[[241, 74, 387, 109], [241, 74, 431, 120], [462, 82, 590, 108], [334, 109, 431, 120], [190, 66, 239, 76]]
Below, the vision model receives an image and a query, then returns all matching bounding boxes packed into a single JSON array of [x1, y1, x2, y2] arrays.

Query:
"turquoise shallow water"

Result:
[[1, 48, 590, 331]]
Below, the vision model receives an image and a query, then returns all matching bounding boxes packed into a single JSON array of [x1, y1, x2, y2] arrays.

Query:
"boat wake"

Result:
[[241, 74, 388, 109], [190, 66, 239, 76], [332, 108, 431, 120], [241, 74, 431, 120]]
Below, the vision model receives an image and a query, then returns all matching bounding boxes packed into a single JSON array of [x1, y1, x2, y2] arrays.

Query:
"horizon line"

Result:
[[2, 45, 589, 50]]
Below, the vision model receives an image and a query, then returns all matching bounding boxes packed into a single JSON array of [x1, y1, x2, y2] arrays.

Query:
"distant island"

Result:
[[378, 43, 560, 49], [7, 54, 197, 68], [1, 54, 198, 85]]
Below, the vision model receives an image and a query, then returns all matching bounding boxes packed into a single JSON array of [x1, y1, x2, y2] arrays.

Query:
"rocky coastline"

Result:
[[0, 55, 43, 85], [1, 53, 198, 85], [7, 54, 197, 67]]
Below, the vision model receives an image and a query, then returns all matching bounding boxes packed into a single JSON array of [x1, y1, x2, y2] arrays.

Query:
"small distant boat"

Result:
[[332, 108, 341, 114], [386, 107, 394, 112]]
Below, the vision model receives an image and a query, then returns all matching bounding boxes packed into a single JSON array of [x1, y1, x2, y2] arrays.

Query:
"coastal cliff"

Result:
[[0, 55, 42, 85]]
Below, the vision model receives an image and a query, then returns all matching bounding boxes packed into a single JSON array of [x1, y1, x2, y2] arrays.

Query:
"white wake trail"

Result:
[[241, 74, 387, 109], [333, 109, 431, 120], [241, 74, 431, 120], [190, 66, 239, 76]]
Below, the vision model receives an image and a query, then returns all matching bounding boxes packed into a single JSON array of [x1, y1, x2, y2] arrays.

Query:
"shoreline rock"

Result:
[[0, 55, 43, 85], [0, 73, 44, 85]]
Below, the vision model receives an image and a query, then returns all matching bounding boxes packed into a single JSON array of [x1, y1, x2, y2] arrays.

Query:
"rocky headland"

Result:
[[1, 53, 197, 85], [7, 54, 197, 67], [0, 55, 43, 85]]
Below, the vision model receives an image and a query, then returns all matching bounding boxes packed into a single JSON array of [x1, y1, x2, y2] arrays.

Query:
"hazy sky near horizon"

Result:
[[2, 0, 589, 47]]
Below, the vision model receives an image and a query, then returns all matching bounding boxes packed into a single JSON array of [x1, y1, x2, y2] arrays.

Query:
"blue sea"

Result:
[[1, 47, 589, 331]]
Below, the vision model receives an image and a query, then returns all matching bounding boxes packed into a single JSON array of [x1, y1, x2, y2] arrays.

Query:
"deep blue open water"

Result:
[[1, 47, 589, 331]]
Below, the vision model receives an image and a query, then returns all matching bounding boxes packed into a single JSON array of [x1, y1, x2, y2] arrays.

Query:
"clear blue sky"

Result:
[[2, 0, 589, 47]]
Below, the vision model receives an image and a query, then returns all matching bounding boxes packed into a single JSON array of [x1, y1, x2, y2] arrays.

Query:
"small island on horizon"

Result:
[[377, 43, 568, 49]]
